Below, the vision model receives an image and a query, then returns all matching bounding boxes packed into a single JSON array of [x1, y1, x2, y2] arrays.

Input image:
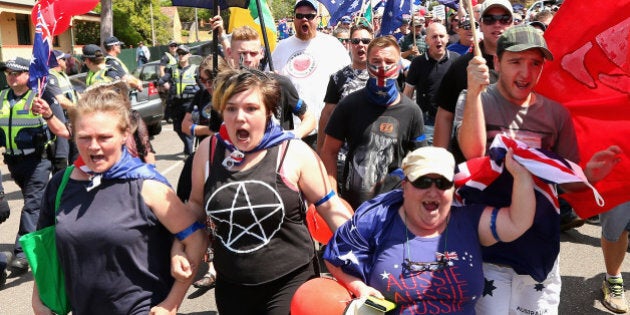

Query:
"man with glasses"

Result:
[[400, 16, 428, 61], [433, 0, 513, 157], [0, 57, 65, 276], [160, 40, 180, 123], [321, 36, 426, 210], [404, 23, 460, 145], [332, 27, 351, 51], [318, 24, 373, 191], [270, 0, 350, 149], [103, 36, 142, 91], [159, 45, 199, 156], [447, 16, 478, 55]]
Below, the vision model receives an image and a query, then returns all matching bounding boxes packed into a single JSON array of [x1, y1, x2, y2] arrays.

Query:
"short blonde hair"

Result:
[[68, 81, 131, 139], [212, 68, 280, 118]]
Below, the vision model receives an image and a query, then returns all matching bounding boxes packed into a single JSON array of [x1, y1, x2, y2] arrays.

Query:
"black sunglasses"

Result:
[[338, 38, 349, 43], [407, 176, 453, 190], [481, 14, 513, 25], [460, 21, 479, 30], [350, 38, 371, 45], [295, 13, 316, 21]]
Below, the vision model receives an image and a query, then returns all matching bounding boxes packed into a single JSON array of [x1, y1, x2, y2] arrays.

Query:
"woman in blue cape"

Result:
[[31, 83, 207, 315]]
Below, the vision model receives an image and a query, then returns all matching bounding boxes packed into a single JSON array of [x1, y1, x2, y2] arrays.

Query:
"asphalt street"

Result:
[[0, 122, 627, 314]]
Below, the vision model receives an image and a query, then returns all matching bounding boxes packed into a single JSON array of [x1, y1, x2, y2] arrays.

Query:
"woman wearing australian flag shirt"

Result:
[[323, 146, 535, 314], [173, 68, 352, 314]]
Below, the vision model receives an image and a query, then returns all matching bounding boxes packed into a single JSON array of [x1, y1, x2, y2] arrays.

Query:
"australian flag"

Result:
[[29, 5, 53, 95], [319, 0, 364, 26], [379, 0, 411, 36], [454, 134, 603, 212]]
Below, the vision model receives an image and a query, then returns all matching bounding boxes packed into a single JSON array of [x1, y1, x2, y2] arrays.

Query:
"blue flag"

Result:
[[319, 0, 365, 26], [438, 0, 459, 10], [379, 0, 410, 36], [29, 5, 53, 95]]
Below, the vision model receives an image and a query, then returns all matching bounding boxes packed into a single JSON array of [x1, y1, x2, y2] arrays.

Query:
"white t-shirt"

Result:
[[270, 33, 351, 133]]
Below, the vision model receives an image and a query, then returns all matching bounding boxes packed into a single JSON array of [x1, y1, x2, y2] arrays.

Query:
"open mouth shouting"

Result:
[[236, 129, 250, 142], [423, 201, 440, 212]]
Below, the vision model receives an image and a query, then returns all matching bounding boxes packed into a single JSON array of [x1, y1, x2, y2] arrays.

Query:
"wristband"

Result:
[[490, 207, 502, 242], [43, 113, 54, 120], [175, 221, 205, 241], [314, 190, 335, 207], [190, 123, 197, 137]]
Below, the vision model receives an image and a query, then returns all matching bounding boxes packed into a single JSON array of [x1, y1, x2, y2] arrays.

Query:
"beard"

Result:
[[295, 23, 317, 40]]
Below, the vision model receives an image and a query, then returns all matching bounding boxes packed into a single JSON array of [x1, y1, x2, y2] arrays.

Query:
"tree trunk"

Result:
[[100, 0, 113, 48]]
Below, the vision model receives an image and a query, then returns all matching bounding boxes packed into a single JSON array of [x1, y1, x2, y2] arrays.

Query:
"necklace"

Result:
[[402, 209, 456, 273]]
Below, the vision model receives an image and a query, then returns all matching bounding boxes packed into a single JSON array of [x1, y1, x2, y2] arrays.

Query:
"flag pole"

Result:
[[213, 5, 220, 77], [463, 0, 481, 57], [254, 0, 274, 71]]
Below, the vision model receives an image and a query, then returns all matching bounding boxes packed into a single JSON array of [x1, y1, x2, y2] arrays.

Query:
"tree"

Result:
[[100, 0, 113, 46]]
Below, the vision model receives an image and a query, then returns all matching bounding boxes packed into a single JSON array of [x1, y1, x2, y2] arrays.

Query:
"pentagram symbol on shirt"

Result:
[[206, 180, 285, 253]]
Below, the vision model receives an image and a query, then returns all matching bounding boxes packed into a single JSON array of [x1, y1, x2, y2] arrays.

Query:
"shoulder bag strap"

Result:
[[55, 166, 75, 215]]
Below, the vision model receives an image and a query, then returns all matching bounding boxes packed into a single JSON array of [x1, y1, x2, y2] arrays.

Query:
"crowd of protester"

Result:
[[0, 0, 628, 314]]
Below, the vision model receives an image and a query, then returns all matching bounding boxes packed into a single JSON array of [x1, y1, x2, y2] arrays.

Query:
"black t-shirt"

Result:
[[406, 51, 460, 117], [187, 89, 223, 141], [326, 90, 426, 208], [268, 73, 308, 131], [435, 41, 498, 114]]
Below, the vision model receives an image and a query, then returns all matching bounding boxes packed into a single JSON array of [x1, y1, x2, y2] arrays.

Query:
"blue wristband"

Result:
[[314, 190, 335, 207], [490, 207, 502, 242], [190, 123, 197, 137], [175, 221, 205, 241]]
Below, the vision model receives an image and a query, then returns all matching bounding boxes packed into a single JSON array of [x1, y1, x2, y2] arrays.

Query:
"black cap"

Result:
[[104, 36, 125, 47], [168, 40, 178, 47], [82, 44, 103, 59], [176, 45, 190, 55], [0, 57, 30, 72]]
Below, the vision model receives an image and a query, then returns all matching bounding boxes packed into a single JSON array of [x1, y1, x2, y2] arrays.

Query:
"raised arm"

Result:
[[457, 56, 490, 159], [478, 149, 535, 246]]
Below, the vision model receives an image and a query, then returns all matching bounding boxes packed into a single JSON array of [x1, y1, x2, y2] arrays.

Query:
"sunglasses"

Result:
[[199, 76, 212, 84], [295, 13, 316, 21], [4, 71, 25, 77], [177, 51, 189, 56], [337, 38, 349, 43], [350, 38, 371, 45], [169, 44, 178, 48], [407, 176, 453, 190], [481, 14, 513, 25], [460, 22, 479, 30]]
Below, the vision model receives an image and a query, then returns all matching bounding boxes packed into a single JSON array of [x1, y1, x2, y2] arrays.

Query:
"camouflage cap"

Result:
[[497, 25, 553, 60]]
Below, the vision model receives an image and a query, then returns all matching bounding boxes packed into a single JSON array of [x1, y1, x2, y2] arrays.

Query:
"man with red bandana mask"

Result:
[[321, 36, 427, 210], [270, 0, 350, 149]]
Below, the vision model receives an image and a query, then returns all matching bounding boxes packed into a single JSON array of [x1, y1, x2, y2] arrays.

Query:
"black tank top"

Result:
[[204, 140, 315, 285]]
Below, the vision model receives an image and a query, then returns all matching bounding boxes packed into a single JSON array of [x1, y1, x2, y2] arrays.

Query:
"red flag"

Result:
[[31, 0, 99, 36], [536, 0, 630, 218]]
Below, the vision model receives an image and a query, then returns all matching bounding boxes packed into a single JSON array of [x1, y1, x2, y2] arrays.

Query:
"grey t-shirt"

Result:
[[454, 84, 579, 162]]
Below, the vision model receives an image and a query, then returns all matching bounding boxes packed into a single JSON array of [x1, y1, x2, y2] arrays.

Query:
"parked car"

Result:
[[69, 71, 164, 136]]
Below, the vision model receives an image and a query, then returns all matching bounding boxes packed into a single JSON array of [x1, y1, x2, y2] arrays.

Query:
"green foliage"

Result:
[[269, 0, 295, 20], [74, 21, 101, 45]]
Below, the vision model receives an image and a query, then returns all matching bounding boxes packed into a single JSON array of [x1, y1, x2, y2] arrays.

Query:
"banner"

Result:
[[536, 0, 630, 217]]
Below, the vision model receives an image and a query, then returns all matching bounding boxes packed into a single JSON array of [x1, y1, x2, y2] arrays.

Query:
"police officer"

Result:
[[158, 45, 199, 156], [0, 57, 65, 274], [46, 50, 75, 171], [82, 44, 122, 86], [103, 36, 143, 91], [160, 41, 179, 123]]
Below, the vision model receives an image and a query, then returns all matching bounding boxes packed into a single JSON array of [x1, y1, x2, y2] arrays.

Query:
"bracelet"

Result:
[[190, 123, 197, 137], [175, 221, 205, 241], [42, 113, 54, 120], [490, 207, 502, 242], [314, 190, 335, 207]]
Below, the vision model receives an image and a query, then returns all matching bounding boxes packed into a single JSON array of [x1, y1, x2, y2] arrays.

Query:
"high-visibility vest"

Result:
[[86, 66, 113, 87], [164, 52, 177, 67], [105, 55, 130, 74], [0, 89, 50, 156], [172, 64, 199, 99], [48, 69, 78, 103]]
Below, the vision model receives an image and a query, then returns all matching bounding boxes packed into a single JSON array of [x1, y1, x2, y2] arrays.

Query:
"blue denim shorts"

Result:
[[600, 201, 630, 241]]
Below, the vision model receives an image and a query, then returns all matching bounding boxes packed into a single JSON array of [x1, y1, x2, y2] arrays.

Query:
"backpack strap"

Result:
[[55, 166, 74, 214]]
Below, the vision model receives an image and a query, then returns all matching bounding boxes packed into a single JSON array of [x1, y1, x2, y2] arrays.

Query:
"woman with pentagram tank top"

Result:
[[323, 146, 536, 314], [173, 68, 352, 314]]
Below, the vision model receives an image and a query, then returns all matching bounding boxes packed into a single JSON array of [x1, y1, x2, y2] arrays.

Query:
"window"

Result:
[[16, 14, 31, 45]]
